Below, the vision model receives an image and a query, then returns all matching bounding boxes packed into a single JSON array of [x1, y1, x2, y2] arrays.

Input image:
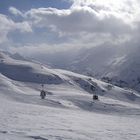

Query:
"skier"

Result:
[[40, 84, 46, 99], [93, 94, 98, 100], [40, 89, 46, 99]]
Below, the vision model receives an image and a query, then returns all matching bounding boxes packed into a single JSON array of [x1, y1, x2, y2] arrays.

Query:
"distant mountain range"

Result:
[[33, 44, 140, 92]]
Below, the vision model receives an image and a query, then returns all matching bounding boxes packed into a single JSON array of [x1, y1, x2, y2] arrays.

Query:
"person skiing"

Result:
[[93, 94, 98, 100], [40, 89, 46, 99], [40, 84, 46, 99]]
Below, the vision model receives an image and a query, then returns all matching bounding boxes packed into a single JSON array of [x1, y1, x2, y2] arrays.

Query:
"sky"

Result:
[[0, 0, 140, 60]]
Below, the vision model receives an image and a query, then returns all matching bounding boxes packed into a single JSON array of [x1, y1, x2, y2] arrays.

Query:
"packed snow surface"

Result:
[[0, 51, 140, 140]]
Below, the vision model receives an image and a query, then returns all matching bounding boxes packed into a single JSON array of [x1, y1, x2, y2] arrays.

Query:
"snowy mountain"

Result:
[[0, 51, 140, 140], [41, 45, 140, 92]]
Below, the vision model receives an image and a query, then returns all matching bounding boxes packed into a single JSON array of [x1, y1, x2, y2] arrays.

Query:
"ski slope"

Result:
[[0, 51, 140, 140]]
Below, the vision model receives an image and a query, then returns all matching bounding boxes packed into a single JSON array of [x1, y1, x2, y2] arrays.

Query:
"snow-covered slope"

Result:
[[56, 45, 140, 92], [0, 51, 140, 104], [39, 45, 140, 92], [0, 51, 140, 140]]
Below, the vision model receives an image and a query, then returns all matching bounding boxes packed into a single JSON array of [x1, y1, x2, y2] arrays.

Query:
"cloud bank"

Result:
[[0, 0, 140, 57]]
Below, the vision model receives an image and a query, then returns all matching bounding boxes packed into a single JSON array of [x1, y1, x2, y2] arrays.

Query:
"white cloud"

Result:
[[0, 14, 15, 43], [16, 22, 32, 33], [71, 0, 140, 23], [9, 6, 23, 16], [0, 13, 32, 45], [24, 6, 132, 36], [1, 0, 140, 60]]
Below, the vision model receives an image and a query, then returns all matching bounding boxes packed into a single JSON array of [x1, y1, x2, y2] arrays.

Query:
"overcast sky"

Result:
[[0, 0, 140, 57]]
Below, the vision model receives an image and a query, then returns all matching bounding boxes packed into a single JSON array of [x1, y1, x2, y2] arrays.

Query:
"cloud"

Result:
[[0, 0, 140, 61], [9, 6, 23, 16], [0, 13, 32, 45], [16, 22, 32, 33], [71, 0, 140, 23], [24, 6, 132, 36], [0, 14, 15, 43]]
